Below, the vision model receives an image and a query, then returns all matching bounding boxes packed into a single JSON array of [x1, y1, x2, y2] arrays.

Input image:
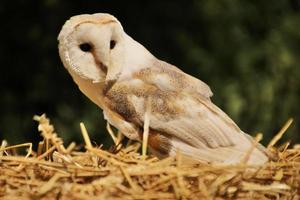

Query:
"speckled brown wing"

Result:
[[128, 60, 240, 147], [105, 62, 268, 164], [134, 60, 213, 100]]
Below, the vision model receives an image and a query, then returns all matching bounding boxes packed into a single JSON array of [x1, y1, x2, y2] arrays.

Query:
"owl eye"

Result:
[[110, 40, 116, 49], [79, 43, 92, 52]]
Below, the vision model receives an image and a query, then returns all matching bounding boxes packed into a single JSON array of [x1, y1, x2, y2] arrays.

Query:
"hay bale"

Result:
[[0, 114, 299, 199]]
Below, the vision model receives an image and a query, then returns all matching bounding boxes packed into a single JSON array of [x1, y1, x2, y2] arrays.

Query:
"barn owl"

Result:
[[58, 13, 269, 164]]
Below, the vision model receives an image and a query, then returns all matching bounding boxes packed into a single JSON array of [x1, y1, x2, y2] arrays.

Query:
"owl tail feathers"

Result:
[[166, 136, 270, 165], [147, 130, 270, 165]]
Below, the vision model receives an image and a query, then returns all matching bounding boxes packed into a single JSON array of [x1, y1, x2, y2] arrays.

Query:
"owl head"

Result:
[[58, 13, 127, 84]]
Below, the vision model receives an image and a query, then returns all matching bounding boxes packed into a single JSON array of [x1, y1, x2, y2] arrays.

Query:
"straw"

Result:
[[0, 114, 298, 199]]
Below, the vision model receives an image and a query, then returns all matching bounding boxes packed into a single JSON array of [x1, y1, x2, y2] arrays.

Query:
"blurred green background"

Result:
[[0, 0, 299, 148]]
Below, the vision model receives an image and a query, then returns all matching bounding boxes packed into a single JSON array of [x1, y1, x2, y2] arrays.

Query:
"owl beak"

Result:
[[103, 50, 123, 93]]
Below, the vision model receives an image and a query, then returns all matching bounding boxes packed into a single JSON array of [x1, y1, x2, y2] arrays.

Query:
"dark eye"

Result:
[[79, 43, 92, 52], [110, 40, 116, 49]]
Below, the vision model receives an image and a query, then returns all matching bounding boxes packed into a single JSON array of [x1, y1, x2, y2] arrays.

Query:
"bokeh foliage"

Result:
[[0, 0, 299, 147]]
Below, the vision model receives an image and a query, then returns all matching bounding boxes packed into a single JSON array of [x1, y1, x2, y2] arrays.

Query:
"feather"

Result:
[[105, 61, 269, 164], [133, 59, 213, 100]]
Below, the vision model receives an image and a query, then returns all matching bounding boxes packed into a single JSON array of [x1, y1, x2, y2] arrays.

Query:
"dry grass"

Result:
[[0, 114, 299, 200]]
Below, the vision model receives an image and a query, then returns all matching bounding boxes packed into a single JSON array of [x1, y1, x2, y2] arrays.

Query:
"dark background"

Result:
[[0, 0, 299, 148]]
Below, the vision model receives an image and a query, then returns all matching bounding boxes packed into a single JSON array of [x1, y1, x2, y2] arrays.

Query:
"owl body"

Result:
[[58, 13, 269, 164]]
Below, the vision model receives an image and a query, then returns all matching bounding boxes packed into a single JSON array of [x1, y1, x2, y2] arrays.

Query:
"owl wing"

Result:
[[106, 63, 268, 163], [130, 61, 244, 148], [136, 60, 213, 100]]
